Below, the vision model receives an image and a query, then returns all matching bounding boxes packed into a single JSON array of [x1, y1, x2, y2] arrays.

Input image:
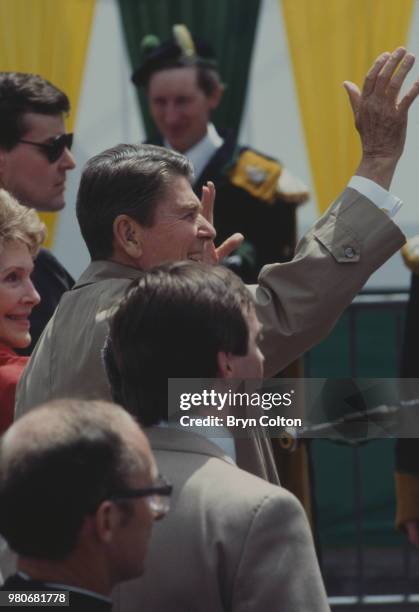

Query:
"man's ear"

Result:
[[217, 350, 234, 379], [207, 82, 225, 111], [113, 215, 143, 260], [94, 500, 120, 545]]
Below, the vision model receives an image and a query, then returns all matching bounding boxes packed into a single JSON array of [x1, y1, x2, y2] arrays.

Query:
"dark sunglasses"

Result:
[[19, 133, 73, 163]]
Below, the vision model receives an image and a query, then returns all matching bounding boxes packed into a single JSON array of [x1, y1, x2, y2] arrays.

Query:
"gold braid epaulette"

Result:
[[229, 149, 309, 205]]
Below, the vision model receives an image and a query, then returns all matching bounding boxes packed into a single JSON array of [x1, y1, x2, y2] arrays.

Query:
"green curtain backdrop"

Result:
[[117, 0, 261, 139]]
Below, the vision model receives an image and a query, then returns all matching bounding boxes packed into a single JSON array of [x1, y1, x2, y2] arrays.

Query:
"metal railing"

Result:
[[305, 290, 419, 609]]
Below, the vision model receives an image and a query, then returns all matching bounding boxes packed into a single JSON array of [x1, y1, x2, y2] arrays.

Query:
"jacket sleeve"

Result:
[[233, 490, 330, 612], [250, 187, 405, 377]]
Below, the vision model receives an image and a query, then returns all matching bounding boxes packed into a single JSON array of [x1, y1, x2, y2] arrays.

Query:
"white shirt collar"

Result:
[[164, 123, 224, 185]]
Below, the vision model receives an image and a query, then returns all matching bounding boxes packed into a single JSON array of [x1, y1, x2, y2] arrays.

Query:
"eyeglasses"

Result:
[[18, 133, 73, 163], [109, 475, 173, 517]]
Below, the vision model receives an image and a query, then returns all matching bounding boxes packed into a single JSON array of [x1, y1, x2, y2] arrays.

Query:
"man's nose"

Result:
[[59, 147, 76, 170], [164, 103, 181, 126]]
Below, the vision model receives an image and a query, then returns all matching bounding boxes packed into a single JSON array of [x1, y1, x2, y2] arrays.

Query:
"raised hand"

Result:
[[344, 48, 419, 188], [201, 181, 244, 265]]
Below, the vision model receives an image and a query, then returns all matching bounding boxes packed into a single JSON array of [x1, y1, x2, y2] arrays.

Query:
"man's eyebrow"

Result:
[[177, 200, 201, 213]]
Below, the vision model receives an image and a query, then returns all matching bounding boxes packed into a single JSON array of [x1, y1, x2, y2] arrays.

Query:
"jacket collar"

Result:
[[73, 260, 142, 290], [146, 426, 236, 467]]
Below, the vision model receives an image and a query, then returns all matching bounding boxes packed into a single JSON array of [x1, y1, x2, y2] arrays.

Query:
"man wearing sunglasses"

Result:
[[0, 72, 76, 354], [0, 398, 170, 610]]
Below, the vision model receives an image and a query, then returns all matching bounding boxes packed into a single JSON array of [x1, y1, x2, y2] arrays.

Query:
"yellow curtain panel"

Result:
[[281, 0, 415, 213], [0, 0, 96, 246]]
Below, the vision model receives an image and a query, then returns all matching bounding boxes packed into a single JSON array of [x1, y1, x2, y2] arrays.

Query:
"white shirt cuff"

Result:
[[348, 175, 403, 218]]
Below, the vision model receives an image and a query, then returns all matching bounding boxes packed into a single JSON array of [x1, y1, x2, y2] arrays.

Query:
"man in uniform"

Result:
[[0, 72, 76, 352], [132, 25, 309, 282]]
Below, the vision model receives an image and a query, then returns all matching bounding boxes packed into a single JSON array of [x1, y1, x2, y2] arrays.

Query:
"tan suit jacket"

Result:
[[112, 427, 331, 612], [15, 188, 403, 484], [16, 187, 404, 414]]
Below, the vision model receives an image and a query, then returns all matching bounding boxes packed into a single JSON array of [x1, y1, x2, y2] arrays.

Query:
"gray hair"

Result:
[[76, 143, 193, 260]]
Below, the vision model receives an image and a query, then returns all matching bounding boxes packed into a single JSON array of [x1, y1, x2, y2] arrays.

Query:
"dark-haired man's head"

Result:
[[0, 399, 166, 595], [76, 143, 215, 266], [0, 72, 75, 211], [105, 262, 264, 426], [132, 29, 224, 153], [146, 65, 223, 153]]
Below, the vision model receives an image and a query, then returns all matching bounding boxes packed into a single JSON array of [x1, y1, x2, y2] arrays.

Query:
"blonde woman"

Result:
[[0, 190, 45, 430]]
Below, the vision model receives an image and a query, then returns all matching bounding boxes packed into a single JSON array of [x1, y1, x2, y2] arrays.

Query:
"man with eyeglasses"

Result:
[[0, 398, 171, 610], [0, 72, 76, 354]]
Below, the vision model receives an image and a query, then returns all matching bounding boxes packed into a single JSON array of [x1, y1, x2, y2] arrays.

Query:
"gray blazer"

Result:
[[112, 427, 331, 612]]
